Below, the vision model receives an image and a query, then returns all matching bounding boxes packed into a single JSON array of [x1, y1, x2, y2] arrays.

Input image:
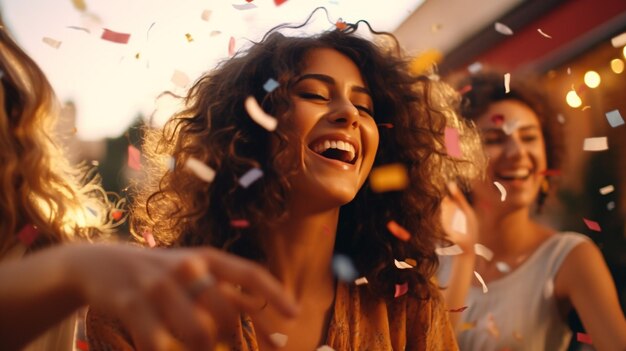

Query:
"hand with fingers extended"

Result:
[[76, 244, 300, 351], [440, 182, 478, 256]]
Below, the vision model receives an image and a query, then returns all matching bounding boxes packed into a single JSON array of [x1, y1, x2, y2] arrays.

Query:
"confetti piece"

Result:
[[444, 127, 462, 158], [354, 276, 369, 285], [201, 9, 212, 21], [599, 185, 615, 195], [583, 137, 608, 151], [263, 78, 280, 93], [611, 31, 626, 47], [460, 321, 476, 331], [127, 145, 141, 171], [230, 219, 250, 228], [539, 169, 561, 176], [567, 67, 571, 75], [111, 210, 124, 221], [377, 123, 394, 128], [537, 28, 552, 38], [451, 208, 467, 234], [494, 22, 513, 35], [332, 254, 358, 282], [495, 261, 510, 273], [607, 201, 615, 211], [394, 282, 408, 298], [142, 230, 156, 248], [71, 0, 87, 11], [244, 96, 278, 131], [458, 84, 472, 95], [543, 279, 554, 299], [494, 181, 506, 201], [503, 73, 511, 93], [605, 109, 624, 127], [42, 37, 62, 49], [448, 306, 468, 313], [233, 3, 257, 10], [467, 62, 482, 74], [185, 33, 193, 42], [171, 70, 190, 88], [17, 224, 39, 246], [239, 168, 263, 188], [269, 332, 288, 347], [486, 314, 499, 337], [404, 258, 417, 266], [335, 19, 347, 30], [582, 218, 601, 232], [581, 105, 591, 111], [166, 156, 175, 171], [86, 206, 98, 217], [557, 114, 565, 124], [185, 157, 216, 182], [394, 259, 414, 269], [491, 114, 504, 125], [228, 36, 236, 56], [409, 49, 443, 75], [101, 28, 131, 44], [316, 346, 335, 351], [369, 164, 409, 193], [474, 244, 493, 261], [474, 270, 488, 293], [502, 119, 519, 135], [435, 244, 463, 256], [274, 0, 288, 6], [576, 332, 592, 345], [386, 220, 411, 241]]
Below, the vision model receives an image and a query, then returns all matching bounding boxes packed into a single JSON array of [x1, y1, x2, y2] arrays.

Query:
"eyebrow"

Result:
[[482, 125, 540, 133], [295, 73, 371, 96]]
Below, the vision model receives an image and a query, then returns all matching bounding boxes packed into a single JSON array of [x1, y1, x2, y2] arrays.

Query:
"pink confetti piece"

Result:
[[494, 181, 506, 201], [537, 28, 552, 38], [354, 276, 368, 285], [394, 259, 414, 269], [142, 230, 156, 248], [494, 22, 513, 35], [394, 282, 409, 298], [457, 84, 472, 95], [576, 332, 592, 345], [42, 37, 62, 48], [386, 220, 411, 241], [228, 36, 236, 56], [599, 185, 615, 195], [17, 224, 39, 246], [474, 270, 488, 293], [444, 127, 462, 158], [377, 123, 394, 128], [171, 70, 190, 88], [435, 244, 463, 256], [244, 96, 278, 131], [185, 157, 216, 182], [239, 168, 263, 188], [230, 219, 250, 228], [605, 109, 624, 127], [490, 114, 504, 125], [504, 73, 511, 93], [447, 306, 468, 313], [583, 137, 608, 151], [127, 145, 141, 171], [582, 218, 601, 232], [274, 0, 288, 5], [201, 9, 212, 21], [474, 243, 494, 261], [232, 3, 257, 10], [269, 333, 288, 347], [101, 28, 131, 44]]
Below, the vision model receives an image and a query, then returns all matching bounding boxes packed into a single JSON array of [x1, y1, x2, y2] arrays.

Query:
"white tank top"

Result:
[[439, 232, 589, 351]]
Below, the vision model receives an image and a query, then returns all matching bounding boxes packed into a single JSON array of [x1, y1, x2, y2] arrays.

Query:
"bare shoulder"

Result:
[[554, 239, 606, 297]]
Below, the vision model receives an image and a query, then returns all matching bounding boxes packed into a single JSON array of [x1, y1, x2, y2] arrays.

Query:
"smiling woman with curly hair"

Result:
[[88, 13, 483, 351]]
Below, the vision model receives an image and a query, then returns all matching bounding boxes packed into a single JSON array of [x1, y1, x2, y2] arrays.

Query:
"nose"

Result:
[[327, 98, 359, 129], [503, 136, 525, 159]]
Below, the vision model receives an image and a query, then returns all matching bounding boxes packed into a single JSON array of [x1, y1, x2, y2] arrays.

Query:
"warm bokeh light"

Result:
[[611, 58, 625, 74], [623, 45, 626, 59], [583, 70, 601, 88], [566, 90, 582, 108]]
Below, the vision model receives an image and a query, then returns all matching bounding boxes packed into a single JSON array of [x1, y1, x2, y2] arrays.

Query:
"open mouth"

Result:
[[495, 168, 532, 181], [309, 139, 358, 165]]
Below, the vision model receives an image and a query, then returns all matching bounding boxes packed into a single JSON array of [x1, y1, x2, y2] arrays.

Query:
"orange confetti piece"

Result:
[[335, 20, 347, 30], [457, 84, 472, 95], [17, 224, 39, 246], [577, 332, 592, 345], [394, 282, 408, 298], [127, 145, 142, 171], [404, 258, 417, 266], [101, 28, 131, 44], [369, 163, 409, 193], [274, 0, 288, 5], [230, 219, 250, 228], [447, 306, 468, 313], [111, 210, 124, 221], [582, 218, 601, 232], [386, 220, 411, 241]]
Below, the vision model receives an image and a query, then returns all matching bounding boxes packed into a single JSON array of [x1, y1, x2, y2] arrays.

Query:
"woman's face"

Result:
[[472, 99, 547, 212], [282, 48, 379, 209]]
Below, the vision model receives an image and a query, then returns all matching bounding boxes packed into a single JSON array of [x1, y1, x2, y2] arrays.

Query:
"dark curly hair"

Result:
[[451, 69, 564, 209], [133, 18, 482, 300]]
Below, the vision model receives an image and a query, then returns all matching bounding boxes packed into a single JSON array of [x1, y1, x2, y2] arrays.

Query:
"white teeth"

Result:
[[498, 169, 530, 178], [311, 139, 357, 162]]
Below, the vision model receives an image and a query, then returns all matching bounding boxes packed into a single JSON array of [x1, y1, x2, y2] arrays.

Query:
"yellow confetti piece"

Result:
[[369, 163, 409, 193], [135, 52, 140, 59], [42, 37, 62, 49], [537, 28, 552, 38], [185, 157, 216, 182], [71, 0, 87, 11], [244, 96, 278, 131], [185, 33, 194, 42], [269, 332, 288, 347], [409, 49, 443, 75], [474, 270, 488, 293]]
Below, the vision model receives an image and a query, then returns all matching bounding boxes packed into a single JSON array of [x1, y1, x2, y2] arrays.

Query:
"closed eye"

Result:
[[355, 105, 373, 116], [299, 92, 329, 101]]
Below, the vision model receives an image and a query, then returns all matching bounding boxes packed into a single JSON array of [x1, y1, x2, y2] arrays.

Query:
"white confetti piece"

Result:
[[244, 96, 278, 131], [238, 168, 263, 188], [537, 28, 552, 38], [502, 119, 519, 135], [166, 156, 175, 171], [232, 3, 257, 10], [474, 270, 488, 293], [495, 261, 510, 273], [436, 244, 463, 256], [543, 279, 554, 299], [557, 113, 565, 124], [607, 201, 615, 210], [332, 254, 358, 282], [605, 109, 624, 127], [185, 157, 215, 182], [494, 181, 507, 201], [494, 22, 513, 35], [468, 62, 483, 74], [583, 137, 608, 151], [611, 31, 626, 47], [171, 69, 190, 88], [567, 67, 571, 75], [316, 346, 335, 351], [474, 243, 494, 261], [394, 259, 414, 269], [504, 73, 511, 93], [263, 78, 279, 93], [354, 276, 369, 285], [269, 332, 288, 348], [42, 37, 62, 48], [451, 208, 467, 234], [599, 185, 615, 195]]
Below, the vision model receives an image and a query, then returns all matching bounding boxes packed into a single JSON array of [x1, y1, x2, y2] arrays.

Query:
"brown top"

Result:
[[87, 282, 458, 351]]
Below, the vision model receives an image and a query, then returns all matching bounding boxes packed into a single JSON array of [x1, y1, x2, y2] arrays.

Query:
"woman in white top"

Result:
[[439, 70, 626, 351]]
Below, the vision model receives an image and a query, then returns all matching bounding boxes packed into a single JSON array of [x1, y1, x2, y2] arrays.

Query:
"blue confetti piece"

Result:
[[86, 207, 98, 217], [263, 78, 280, 93], [605, 109, 624, 127], [239, 168, 263, 188], [332, 254, 358, 282]]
